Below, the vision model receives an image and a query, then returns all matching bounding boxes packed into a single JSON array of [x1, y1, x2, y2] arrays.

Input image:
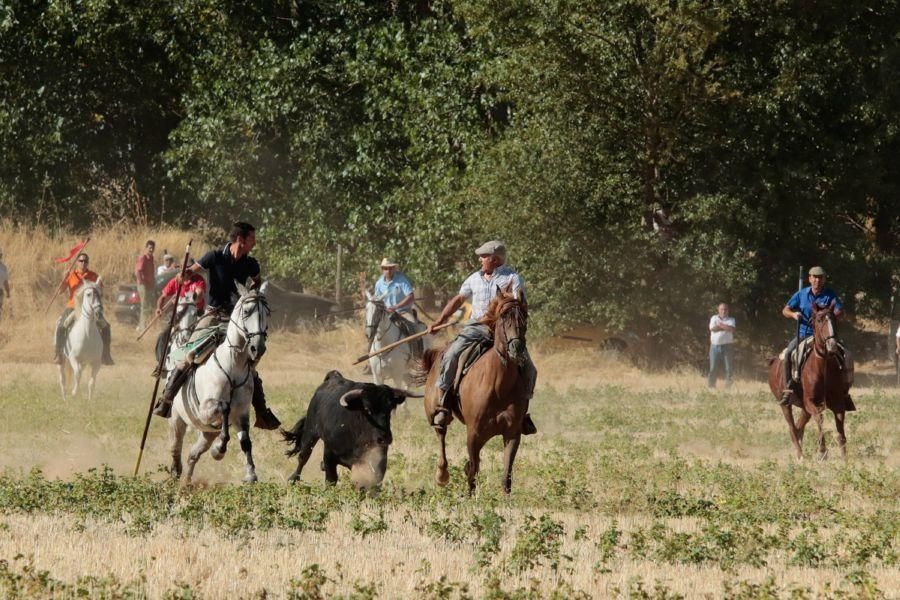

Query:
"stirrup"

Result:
[[152, 398, 172, 418], [522, 414, 537, 435], [432, 408, 449, 430], [779, 389, 794, 406], [254, 407, 281, 430]]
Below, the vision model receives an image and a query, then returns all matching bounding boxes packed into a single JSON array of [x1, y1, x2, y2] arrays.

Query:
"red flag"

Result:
[[53, 240, 87, 264]]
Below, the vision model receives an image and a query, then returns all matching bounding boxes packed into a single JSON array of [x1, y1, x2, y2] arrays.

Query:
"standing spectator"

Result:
[[135, 240, 156, 330], [708, 302, 736, 389], [157, 252, 178, 276], [0, 246, 9, 320]]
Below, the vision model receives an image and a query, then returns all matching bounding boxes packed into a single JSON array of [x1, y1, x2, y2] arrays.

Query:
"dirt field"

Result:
[[0, 224, 897, 598]]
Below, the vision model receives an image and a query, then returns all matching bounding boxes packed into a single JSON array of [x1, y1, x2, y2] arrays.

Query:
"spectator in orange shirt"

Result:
[[53, 253, 114, 365], [135, 240, 156, 330]]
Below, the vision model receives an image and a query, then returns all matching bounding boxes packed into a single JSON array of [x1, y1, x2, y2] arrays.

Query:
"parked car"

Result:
[[113, 270, 178, 325]]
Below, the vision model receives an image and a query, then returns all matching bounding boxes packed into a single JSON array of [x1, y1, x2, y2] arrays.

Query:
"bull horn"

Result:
[[391, 388, 424, 398], [339, 388, 365, 407]]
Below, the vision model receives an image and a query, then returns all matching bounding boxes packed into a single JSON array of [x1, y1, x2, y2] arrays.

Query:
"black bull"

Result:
[[282, 370, 421, 487]]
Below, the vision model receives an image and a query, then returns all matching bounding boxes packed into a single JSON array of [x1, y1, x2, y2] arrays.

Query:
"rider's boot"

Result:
[[522, 413, 537, 435], [153, 366, 191, 418], [99, 323, 114, 366], [251, 372, 281, 430], [431, 388, 451, 431], [52, 318, 66, 364], [780, 356, 793, 406]]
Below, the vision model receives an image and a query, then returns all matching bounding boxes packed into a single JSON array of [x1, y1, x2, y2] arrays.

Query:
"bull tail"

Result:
[[281, 417, 306, 457], [414, 348, 443, 387]]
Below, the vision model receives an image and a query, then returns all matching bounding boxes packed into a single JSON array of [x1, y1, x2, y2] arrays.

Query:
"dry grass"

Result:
[[0, 224, 898, 598]]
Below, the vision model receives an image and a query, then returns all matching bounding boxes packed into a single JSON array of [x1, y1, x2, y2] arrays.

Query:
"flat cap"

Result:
[[475, 240, 506, 256], [808, 266, 827, 276]]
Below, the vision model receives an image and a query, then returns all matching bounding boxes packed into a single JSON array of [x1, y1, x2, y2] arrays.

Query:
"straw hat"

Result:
[[380, 257, 399, 268]]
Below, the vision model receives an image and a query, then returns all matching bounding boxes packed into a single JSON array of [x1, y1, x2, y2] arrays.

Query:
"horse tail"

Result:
[[281, 417, 306, 457], [414, 348, 443, 387]]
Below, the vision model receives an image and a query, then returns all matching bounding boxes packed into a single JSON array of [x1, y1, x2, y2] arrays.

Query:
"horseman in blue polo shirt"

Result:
[[779, 265, 844, 405]]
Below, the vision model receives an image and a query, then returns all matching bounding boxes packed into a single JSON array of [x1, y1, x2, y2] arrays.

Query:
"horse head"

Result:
[[232, 279, 270, 363], [364, 292, 387, 345], [175, 291, 200, 332], [75, 281, 103, 321], [811, 301, 838, 356], [485, 283, 528, 364]]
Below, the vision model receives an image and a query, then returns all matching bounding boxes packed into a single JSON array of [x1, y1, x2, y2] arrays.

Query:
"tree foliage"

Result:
[[1, 0, 898, 357]]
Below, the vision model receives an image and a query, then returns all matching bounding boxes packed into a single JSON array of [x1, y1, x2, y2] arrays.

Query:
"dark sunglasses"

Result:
[[77, 259, 88, 263]]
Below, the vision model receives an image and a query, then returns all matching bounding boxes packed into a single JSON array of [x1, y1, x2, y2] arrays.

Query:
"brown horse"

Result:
[[767, 302, 853, 460], [418, 289, 529, 494]]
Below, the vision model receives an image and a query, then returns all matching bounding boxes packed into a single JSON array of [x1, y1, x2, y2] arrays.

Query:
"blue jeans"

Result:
[[708, 344, 733, 388], [438, 323, 537, 399]]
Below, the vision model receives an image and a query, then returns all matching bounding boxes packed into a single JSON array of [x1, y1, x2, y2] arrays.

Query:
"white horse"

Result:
[[365, 292, 430, 389], [58, 281, 104, 402], [169, 281, 269, 484], [155, 290, 201, 373]]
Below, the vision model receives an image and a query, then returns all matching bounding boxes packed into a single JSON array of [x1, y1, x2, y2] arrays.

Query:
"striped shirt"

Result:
[[459, 265, 525, 321]]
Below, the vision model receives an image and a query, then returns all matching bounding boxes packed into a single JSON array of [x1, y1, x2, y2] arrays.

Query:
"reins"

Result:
[[213, 292, 269, 394]]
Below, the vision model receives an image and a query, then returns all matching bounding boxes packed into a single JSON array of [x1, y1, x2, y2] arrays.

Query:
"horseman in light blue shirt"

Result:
[[374, 258, 415, 315], [779, 265, 844, 405]]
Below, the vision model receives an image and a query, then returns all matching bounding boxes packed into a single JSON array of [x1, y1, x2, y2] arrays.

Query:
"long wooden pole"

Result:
[[44, 237, 90, 315], [134, 240, 192, 476], [134, 296, 175, 341], [353, 321, 456, 365]]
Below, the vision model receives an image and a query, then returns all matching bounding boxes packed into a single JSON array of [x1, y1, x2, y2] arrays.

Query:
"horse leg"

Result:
[[432, 412, 452, 486], [183, 431, 217, 485], [238, 414, 257, 484], [87, 363, 100, 402], [168, 414, 187, 478], [833, 411, 847, 458], [212, 400, 230, 460], [70, 361, 83, 398], [57, 364, 67, 402], [464, 432, 485, 495], [501, 434, 521, 495], [780, 404, 803, 460], [812, 407, 827, 460]]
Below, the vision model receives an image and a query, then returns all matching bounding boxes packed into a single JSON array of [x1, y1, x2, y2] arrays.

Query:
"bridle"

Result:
[[79, 287, 102, 322], [812, 309, 838, 359], [213, 291, 269, 392], [493, 299, 527, 364]]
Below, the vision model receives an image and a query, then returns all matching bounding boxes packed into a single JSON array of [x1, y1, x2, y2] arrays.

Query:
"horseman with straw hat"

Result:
[[427, 240, 537, 434]]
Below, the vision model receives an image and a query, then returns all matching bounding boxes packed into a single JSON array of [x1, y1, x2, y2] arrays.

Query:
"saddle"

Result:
[[780, 337, 853, 383], [168, 322, 227, 368], [390, 311, 425, 360], [451, 337, 493, 394]]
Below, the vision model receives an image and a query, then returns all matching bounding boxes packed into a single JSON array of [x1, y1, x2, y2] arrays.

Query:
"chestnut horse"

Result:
[[418, 289, 529, 494], [767, 302, 853, 460]]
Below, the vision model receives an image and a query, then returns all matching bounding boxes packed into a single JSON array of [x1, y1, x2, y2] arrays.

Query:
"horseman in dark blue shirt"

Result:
[[779, 266, 844, 405], [152, 222, 280, 429]]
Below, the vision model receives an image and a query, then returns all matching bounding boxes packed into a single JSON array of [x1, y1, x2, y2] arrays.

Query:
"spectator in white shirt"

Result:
[[708, 302, 736, 389]]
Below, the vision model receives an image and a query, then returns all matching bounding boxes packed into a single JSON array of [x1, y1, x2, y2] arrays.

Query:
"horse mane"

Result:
[[478, 292, 520, 330]]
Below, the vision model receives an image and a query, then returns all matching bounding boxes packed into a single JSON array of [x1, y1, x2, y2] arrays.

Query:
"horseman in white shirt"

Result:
[[427, 240, 537, 434]]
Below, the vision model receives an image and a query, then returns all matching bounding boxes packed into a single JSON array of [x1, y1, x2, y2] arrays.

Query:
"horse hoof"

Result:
[[436, 469, 449, 486], [243, 474, 258, 484], [211, 445, 226, 461], [817, 450, 828, 461]]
